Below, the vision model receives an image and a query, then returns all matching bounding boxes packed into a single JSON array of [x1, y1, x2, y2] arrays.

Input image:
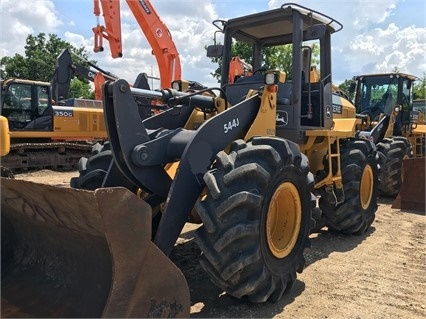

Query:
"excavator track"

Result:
[[1, 142, 94, 174]]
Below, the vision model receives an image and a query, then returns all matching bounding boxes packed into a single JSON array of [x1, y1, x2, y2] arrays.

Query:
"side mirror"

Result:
[[305, 24, 326, 40], [349, 82, 356, 93], [206, 45, 224, 58]]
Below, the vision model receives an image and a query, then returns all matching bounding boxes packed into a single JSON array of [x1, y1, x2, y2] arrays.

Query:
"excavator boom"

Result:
[[52, 48, 118, 102], [93, 0, 181, 88]]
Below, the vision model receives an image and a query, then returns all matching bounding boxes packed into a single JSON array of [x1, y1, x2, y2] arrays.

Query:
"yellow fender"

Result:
[[0, 115, 10, 156]]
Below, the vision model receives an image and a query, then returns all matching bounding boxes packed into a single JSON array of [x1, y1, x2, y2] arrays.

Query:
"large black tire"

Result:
[[194, 137, 314, 303], [70, 142, 163, 238], [376, 137, 412, 197], [70, 142, 112, 190], [70, 141, 139, 193], [320, 138, 378, 235]]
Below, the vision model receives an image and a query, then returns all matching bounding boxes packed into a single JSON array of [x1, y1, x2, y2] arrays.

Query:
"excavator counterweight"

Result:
[[1, 178, 189, 318]]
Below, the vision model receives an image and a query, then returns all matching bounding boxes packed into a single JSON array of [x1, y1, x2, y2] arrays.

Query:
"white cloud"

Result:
[[344, 23, 426, 78], [0, 0, 61, 58], [63, 32, 92, 49], [8, 1, 62, 30], [351, 0, 397, 27], [1, 0, 424, 88]]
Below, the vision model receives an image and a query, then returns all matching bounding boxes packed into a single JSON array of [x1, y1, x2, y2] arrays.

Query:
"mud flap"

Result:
[[392, 157, 426, 211], [1, 179, 190, 318]]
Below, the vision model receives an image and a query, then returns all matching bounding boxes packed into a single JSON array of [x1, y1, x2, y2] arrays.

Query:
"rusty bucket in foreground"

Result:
[[1, 178, 190, 318], [392, 157, 426, 211]]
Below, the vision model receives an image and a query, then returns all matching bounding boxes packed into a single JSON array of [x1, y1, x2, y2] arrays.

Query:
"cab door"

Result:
[[1, 82, 53, 130], [2, 82, 34, 129], [25, 85, 53, 130]]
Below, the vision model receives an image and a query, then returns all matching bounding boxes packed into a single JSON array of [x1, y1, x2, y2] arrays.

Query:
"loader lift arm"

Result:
[[103, 79, 264, 255], [93, 0, 181, 89]]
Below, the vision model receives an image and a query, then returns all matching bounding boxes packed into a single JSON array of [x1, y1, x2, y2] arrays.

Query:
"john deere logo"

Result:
[[276, 111, 288, 126]]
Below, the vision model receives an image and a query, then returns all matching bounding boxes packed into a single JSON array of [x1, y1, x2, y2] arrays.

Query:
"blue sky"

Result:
[[1, 0, 425, 89]]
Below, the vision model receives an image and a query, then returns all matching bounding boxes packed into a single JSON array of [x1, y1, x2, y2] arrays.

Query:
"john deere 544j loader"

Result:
[[1, 3, 379, 317]]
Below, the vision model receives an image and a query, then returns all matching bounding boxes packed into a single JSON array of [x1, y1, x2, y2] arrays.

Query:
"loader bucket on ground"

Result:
[[1, 178, 190, 318], [392, 157, 426, 211]]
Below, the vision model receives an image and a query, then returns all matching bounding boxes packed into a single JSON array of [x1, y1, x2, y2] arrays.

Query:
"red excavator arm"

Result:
[[228, 56, 253, 84], [93, 0, 181, 89]]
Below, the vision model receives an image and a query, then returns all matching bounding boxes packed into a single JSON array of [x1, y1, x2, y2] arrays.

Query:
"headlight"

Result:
[[264, 71, 286, 85], [265, 73, 277, 85], [172, 81, 181, 91], [171, 80, 190, 91]]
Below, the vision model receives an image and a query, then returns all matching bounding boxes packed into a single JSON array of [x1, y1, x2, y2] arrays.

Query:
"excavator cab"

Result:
[[1, 79, 53, 131]]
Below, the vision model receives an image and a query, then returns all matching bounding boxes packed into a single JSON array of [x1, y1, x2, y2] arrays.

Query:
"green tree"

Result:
[[69, 78, 95, 99], [209, 41, 319, 82], [338, 78, 355, 101], [1, 33, 94, 99], [208, 41, 252, 82], [413, 72, 426, 99]]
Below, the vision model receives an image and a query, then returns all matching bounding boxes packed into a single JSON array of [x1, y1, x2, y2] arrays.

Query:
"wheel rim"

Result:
[[266, 182, 301, 259], [360, 164, 374, 210]]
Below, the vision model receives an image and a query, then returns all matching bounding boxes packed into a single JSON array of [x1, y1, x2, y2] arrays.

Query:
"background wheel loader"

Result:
[[334, 73, 426, 210], [1, 3, 380, 317]]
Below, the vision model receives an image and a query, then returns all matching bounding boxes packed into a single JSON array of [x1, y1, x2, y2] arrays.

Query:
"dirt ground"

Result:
[[12, 170, 426, 319]]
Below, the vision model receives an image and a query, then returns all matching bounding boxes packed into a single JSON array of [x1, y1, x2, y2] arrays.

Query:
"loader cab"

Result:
[[1, 79, 53, 131], [412, 99, 426, 124], [207, 3, 342, 143], [352, 73, 418, 135]]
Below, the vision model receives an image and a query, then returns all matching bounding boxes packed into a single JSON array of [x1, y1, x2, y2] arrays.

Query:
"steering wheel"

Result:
[[252, 68, 267, 75], [371, 98, 382, 106]]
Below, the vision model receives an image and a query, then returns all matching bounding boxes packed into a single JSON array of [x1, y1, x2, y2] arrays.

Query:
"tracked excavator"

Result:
[[1, 3, 380, 317], [0, 48, 158, 175], [0, 78, 107, 174]]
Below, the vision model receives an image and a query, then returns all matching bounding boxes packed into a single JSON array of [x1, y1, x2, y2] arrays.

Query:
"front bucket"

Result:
[[392, 157, 426, 211], [1, 178, 189, 318]]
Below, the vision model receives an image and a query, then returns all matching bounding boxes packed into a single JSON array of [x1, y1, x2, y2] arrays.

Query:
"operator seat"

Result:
[[24, 106, 53, 130]]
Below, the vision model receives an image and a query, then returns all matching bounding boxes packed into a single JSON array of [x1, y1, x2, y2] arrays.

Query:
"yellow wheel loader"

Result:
[[1, 3, 379, 317], [342, 73, 425, 209]]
